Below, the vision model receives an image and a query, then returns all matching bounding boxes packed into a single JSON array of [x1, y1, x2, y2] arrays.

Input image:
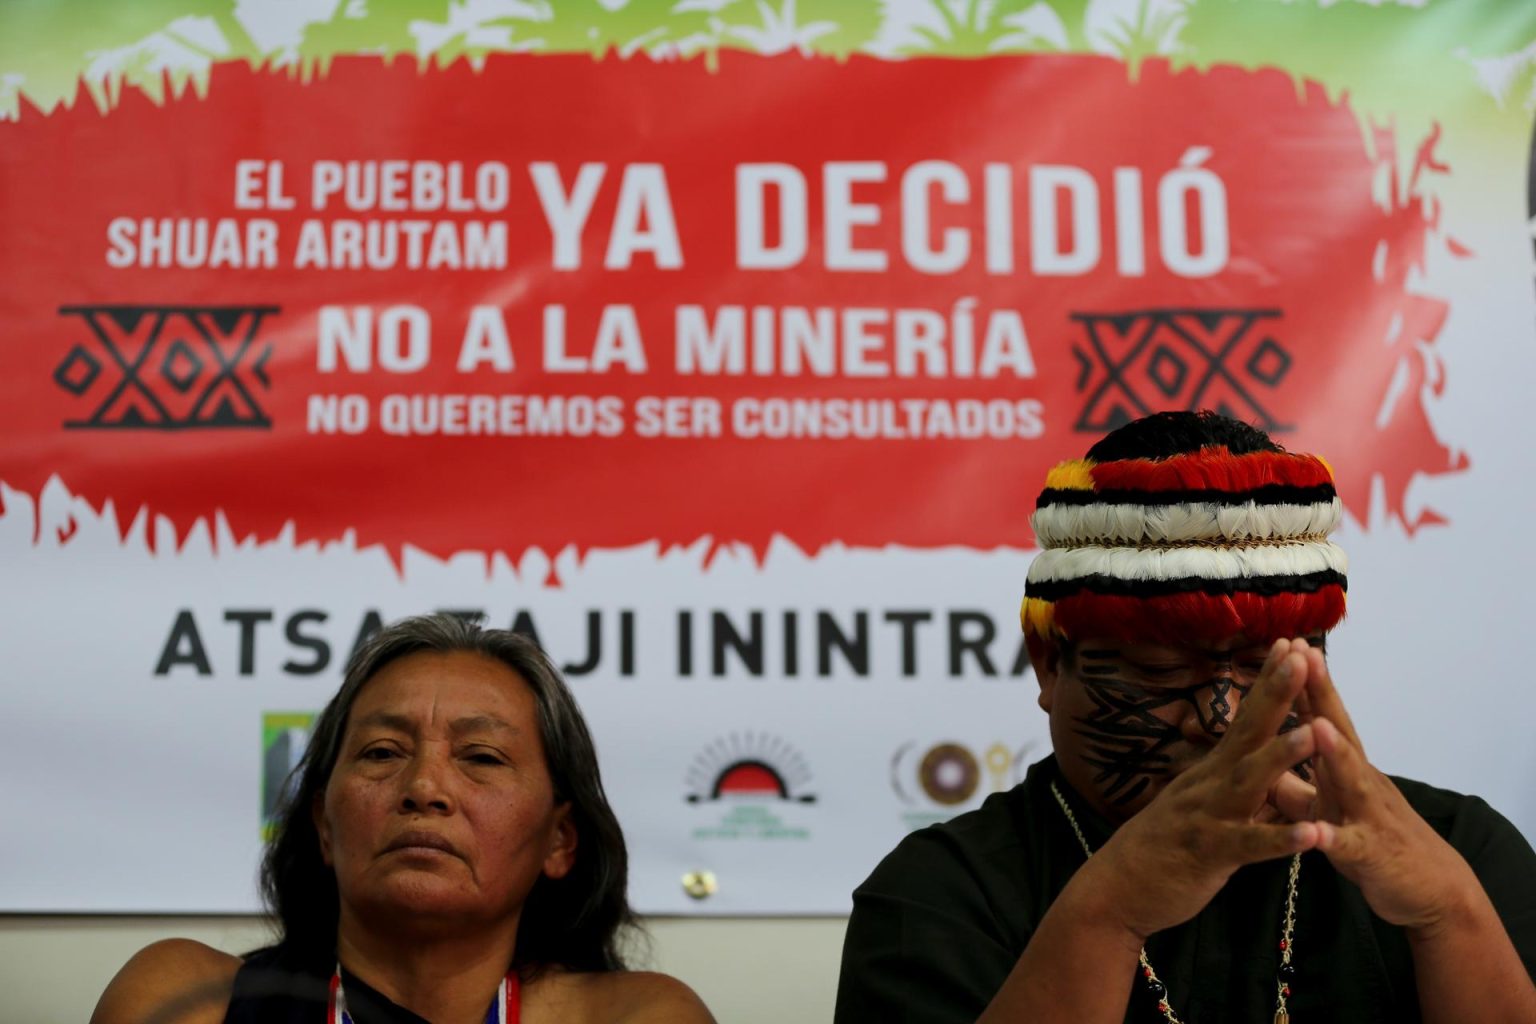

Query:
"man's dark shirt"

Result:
[[835, 756, 1536, 1023]]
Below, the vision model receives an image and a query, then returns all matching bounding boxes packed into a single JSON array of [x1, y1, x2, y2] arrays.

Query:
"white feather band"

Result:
[[1031, 499, 1342, 550], [1025, 539, 1349, 585]]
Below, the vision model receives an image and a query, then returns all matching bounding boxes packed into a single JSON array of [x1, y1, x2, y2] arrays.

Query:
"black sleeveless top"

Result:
[[223, 947, 430, 1024]]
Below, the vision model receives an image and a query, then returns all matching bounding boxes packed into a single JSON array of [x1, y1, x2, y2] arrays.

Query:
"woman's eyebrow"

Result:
[[352, 710, 414, 733], [450, 714, 518, 737]]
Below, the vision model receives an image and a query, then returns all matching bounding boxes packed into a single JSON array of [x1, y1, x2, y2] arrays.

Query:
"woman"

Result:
[[93, 613, 714, 1024]]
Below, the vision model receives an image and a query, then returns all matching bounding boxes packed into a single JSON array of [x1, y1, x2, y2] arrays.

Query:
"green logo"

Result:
[[261, 711, 317, 839]]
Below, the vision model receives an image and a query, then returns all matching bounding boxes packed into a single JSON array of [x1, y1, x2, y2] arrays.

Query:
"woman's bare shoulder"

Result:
[[526, 968, 715, 1024], [91, 939, 242, 1024], [596, 970, 715, 1022]]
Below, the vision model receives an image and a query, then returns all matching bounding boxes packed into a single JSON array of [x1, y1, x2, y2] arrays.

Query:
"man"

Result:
[[835, 411, 1536, 1023]]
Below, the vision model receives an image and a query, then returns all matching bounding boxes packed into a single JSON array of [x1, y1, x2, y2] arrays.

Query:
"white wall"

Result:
[[0, 916, 847, 1024]]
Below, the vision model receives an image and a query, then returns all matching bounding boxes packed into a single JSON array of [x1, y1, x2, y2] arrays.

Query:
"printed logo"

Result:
[[1071, 308, 1292, 433], [684, 732, 816, 841], [1528, 107, 1536, 292], [891, 739, 1036, 830], [261, 711, 317, 839], [54, 304, 278, 429]]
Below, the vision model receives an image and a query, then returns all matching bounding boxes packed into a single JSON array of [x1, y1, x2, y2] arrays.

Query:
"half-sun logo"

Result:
[[685, 732, 816, 803], [684, 733, 816, 842]]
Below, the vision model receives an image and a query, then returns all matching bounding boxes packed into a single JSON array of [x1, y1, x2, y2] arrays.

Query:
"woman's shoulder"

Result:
[[587, 970, 714, 1020], [91, 939, 242, 1024], [525, 968, 715, 1024]]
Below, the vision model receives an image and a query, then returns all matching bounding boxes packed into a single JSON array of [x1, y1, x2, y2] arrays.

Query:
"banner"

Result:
[[3, 0, 1534, 914]]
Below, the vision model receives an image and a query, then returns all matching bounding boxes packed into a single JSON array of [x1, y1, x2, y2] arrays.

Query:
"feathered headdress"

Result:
[[1021, 446, 1348, 645]]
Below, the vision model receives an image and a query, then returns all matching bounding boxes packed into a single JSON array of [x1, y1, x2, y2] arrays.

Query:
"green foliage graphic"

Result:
[[1, 1, 1532, 141]]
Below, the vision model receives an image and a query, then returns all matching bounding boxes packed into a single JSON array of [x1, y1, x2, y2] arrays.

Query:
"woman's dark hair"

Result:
[[260, 613, 635, 975]]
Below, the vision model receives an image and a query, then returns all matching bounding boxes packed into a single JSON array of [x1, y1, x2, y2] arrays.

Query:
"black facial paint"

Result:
[[1073, 648, 1254, 805]]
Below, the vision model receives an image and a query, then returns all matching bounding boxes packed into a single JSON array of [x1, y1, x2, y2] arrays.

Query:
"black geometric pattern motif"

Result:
[[1246, 337, 1291, 387], [53, 346, 102, 395], [1069, 308, 1293, 434], [1147, 345, 1189, 397], [54, 305, 278, 430], [161, 339, 204, 394]]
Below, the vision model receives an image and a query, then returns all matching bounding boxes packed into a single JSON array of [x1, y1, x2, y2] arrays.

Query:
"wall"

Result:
[[0, 916, 847, 1023]]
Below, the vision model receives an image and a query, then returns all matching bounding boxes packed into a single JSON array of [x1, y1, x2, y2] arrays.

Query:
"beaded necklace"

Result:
[[1049, 780, 1300, 1024]]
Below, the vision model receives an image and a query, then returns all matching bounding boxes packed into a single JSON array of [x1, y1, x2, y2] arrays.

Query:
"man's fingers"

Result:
[[1293, 684, 1314, 722], [1311, 740, 1341, 822], [1269, 770, 1318, 823], [1315, 820, 1366, 864], [1302, 645, 1364, 753], [1313, 716, 1373, 818], [1221, 722, 1316, 813], [1222, 641, 1307, 755], [1228, 820, 1320, 865]]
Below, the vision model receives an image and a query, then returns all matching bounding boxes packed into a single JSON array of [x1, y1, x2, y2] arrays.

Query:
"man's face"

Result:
[[1032, 634, 1314, 823]]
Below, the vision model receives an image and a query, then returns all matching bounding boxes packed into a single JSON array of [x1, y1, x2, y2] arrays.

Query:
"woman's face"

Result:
[[316, 650, 576, 928]]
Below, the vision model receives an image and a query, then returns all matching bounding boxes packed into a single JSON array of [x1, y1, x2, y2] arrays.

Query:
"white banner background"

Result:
[[6, 354, 1535, 915]]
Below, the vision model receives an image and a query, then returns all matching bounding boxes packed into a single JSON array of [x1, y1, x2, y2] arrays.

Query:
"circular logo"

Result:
[[918, 742, 980, 805]]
